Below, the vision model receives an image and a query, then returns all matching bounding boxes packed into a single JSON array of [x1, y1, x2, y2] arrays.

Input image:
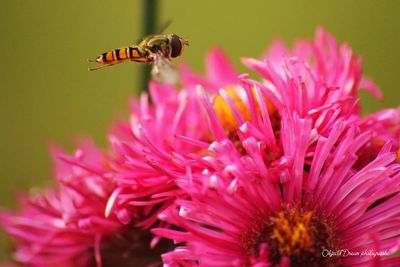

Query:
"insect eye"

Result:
[[170, 34, 182, 58]]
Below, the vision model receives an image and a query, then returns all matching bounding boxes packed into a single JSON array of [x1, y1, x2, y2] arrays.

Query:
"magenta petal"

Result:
[[206, 47, 239, 87]]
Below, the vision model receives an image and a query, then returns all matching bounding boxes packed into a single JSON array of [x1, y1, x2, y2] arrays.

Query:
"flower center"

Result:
[[270, 210, 314, 257], [243, 208, 341, 267]]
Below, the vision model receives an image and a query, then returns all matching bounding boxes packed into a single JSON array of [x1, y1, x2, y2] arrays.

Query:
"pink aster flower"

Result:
[[151, 28, 400, 266], [1, 140, 164, 267], [154, 107, 400, 266]]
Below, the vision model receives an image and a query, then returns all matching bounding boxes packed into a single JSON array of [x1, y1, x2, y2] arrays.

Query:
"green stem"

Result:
[[140, 0, 158, 93]]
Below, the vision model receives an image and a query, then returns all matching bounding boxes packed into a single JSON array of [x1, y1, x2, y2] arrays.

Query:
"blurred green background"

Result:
[[0, 0, 399, 261]]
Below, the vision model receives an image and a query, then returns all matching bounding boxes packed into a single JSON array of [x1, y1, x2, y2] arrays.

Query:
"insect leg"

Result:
[[88, 62, 122, 71]]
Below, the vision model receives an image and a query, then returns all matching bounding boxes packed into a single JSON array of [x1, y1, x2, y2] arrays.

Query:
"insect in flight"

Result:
[[88, 21, 189, 79]]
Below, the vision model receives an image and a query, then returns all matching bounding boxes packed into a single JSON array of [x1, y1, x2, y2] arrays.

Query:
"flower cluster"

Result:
[[1, 28, 399, 267]]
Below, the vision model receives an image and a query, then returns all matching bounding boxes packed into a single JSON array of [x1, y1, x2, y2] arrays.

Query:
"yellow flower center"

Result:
[[242, 208, 340, 266], [270, 210, 314, 256]]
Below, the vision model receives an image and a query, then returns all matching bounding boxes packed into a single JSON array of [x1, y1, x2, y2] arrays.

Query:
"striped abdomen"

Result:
[[96, 46, 150, 64]]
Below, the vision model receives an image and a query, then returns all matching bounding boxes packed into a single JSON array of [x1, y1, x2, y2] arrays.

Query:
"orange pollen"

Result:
[[269, 210, 314, 256]]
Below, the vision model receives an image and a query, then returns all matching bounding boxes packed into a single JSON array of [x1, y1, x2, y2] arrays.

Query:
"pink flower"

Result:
[[1, 140, 163, 267], [154, 108, 400, 266], [151, 28, 400, 266]]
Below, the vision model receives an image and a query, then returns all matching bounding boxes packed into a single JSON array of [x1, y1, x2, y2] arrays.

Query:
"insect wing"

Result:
[[151, 53, 180, 84], [158, 20, 172, 34]]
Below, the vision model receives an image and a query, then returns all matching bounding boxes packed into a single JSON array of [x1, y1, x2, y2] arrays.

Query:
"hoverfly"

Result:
[[88, 21, 189, 83]]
